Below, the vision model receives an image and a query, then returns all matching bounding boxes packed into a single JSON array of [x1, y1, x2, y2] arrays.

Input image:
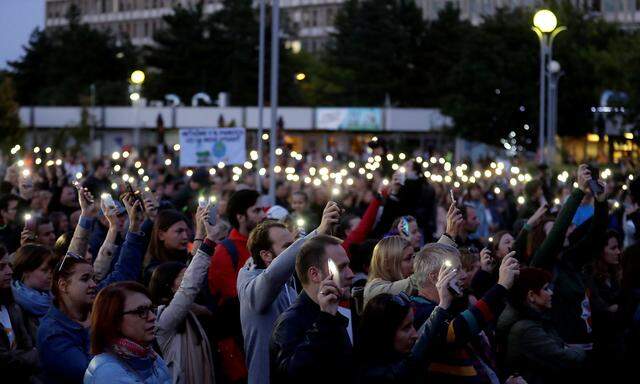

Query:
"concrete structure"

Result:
[[44, 0, 342, 52], [45, 0, 640, 54], [18, 105, 452, 154]]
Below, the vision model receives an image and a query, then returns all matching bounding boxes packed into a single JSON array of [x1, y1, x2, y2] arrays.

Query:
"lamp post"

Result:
[[130, 70, 145, 151], [547, 60, 562, 163], [256, 0, 266, 192], [268, 0, 280, 205], [532, 10, 565, 164]]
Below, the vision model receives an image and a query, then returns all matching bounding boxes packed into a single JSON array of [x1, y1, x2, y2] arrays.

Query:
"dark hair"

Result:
[[629, 178, 640, 204], [295, 235, 342, 285], [292, 191, 308, 203], [593, 229, 622, 284], [35, 216, 52, 229], [390, 215, 416, 235], [92, 158, 108, 171], [508, 267, 552, 310], [54, 233, 72, 259], [90, 281, 150, 355], [49, 211, 69, 236], [13, 244, 55, 281], [0, 193, 20, 212], [490, 231, 511, 256], [51, 254, 91, 307], [357, 293, 412, 360], [349, 239, 377, 274], [458, 246, 479, 272], [247, 220, 287, 269], [226, 189, 260, 229], [149, 261, 186, 305], [337, 214, 359, 239], [145, 209, 189, 266]]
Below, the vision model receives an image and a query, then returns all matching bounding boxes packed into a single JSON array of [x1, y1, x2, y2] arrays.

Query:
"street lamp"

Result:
[[130, 70, 145, 85], [532, 9, 565, 164], [129, 70, 146, 151]]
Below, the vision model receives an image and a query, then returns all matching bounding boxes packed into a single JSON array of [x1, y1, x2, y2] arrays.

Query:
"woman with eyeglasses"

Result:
[[497, 267, 587, 384], [356, 264, 455, 383], [149, 205, 223, 384], [37, 194, 145, 384], [84, 281, 170, 383]]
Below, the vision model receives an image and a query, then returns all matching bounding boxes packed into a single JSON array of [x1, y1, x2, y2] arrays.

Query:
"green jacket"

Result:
[[530, 189, 608, 345], [497, 304, 587, 384]]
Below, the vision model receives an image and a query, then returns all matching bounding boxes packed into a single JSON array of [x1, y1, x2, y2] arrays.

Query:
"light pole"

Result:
[[547, 60, 562, 163], [268, 0, 280, 205], [532, 10, 565, 164], [129, 70, 145, 152], [256, 0, 266, 192]]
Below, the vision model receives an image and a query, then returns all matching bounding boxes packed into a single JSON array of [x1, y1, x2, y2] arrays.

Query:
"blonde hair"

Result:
[[368, 236, 412, 283], [413, 243, 460, 288]]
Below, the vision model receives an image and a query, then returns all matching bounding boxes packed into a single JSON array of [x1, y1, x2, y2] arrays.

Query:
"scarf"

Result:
[[111, 337, 155, 360], [11, 280, 52, 317]]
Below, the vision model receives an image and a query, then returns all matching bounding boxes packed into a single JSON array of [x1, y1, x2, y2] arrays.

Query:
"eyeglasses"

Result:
[[391, 292, 412, 307], [122, 305, 155, 319], [57, 251, 84, 272]]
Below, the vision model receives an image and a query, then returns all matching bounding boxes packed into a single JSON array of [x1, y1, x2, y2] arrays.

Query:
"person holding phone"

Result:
[[238, 202, 340, 384], [269, 235, 355, 384], [37, 194, 145, 384], [410, 243, 520, 383], [356, 265, 455, 383], [149, 205, 224, 384]]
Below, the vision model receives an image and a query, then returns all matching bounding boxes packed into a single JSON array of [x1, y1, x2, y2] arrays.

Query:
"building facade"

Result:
[[45, 0, 640, 51]]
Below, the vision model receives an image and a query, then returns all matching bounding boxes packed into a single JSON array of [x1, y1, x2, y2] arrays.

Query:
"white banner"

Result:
[[316, 108, 382, 131], [179, 127, 246, 167]]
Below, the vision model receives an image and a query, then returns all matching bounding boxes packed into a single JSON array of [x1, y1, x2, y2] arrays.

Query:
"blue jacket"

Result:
[[84, 352, 171, 384], [37, 231, 145, 384]]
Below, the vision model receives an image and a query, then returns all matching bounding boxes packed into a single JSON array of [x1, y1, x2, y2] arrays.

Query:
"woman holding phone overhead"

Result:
[[37, 192, 145, 384]]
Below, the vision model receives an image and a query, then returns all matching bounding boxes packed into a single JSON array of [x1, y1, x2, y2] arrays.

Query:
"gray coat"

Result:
[[237, 231, 316, 384]]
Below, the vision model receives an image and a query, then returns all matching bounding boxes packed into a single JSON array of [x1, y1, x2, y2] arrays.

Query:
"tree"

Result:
[[0, 77, 25, 151], [146, 0, 303, 106], [439, 8, 538, 147], [9, 5, 137, 105], [321, 0, 428, 106]]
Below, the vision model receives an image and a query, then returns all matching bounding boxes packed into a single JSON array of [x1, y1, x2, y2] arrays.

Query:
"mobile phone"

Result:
[[208, 205, 218, 226], [125, 182, 146, 212], [400, 217, 411, 237], [450, 189, 455, 204], [443, 260, 463, 296], [587, 165, 603, 196], [397, 171, 406, 186], [198, 196, 207, 209], [24, 213, 35, 231], [328, 258, 341, 288], [101, 193, 116, 211]]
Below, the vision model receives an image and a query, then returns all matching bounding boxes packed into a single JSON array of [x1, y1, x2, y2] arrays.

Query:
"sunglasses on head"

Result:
[[57, 251, 84, 272]]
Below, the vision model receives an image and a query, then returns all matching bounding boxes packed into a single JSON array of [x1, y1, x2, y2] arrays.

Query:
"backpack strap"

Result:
[[221, 238, 240, 271]]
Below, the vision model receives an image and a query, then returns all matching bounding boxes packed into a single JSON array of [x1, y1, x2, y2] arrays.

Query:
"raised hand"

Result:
[[318, 201, 341, 235], [498, 251, 520, 290], [318, 275, 341, 315], [435, 263, 457, 310], [527, 203, 549, 227], [480, 247, 495, 272], [100, 199, 118, 228], [445, 203, 464, 239], [577, 164, 591, 194], [122, 193, 142, 233], [78, 187, 98, 218]]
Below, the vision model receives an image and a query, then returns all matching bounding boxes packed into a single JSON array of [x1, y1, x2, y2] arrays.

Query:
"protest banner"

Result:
[[179, 127, 246, 167]]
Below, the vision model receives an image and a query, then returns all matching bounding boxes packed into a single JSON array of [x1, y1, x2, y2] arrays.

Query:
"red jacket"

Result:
[[342, 197, 382, 257], [208, 228, 250, 301]]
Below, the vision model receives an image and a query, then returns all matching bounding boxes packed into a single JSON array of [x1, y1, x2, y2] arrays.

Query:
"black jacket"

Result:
[[0, 299, 40, 382], [357, 306, 448, 384], [269, 291, 354, 384]]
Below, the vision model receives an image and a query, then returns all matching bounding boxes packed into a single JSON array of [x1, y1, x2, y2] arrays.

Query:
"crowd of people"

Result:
[[0, 139, 638, 384]]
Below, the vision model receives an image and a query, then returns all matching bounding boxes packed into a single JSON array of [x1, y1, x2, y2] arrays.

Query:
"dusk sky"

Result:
[[0, 0, 45, 69]]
